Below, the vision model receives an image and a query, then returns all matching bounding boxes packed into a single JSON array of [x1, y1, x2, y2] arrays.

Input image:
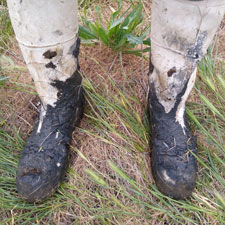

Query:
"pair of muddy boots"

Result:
[[11, 0, 225, 202], [16, 39, 197, 202]]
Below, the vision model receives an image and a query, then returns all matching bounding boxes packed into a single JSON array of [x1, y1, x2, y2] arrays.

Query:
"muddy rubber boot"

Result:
[[149, 0, 225, 199], [148, 81, 197, 199], [16, 40, 84, 202], [7, 0, 84, 202], [16, 70, 84, 202]]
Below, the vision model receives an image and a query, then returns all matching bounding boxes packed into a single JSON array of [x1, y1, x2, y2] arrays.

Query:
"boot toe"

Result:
[[16, 135, 69, 202], [17, 173, 48, 202], [153, 165, 196, 199], [16, 167, 57, 202]]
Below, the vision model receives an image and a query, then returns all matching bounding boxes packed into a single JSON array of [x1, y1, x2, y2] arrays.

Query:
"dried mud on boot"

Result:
[[148, 82, 197, 200], [16, 39, 85, 202]]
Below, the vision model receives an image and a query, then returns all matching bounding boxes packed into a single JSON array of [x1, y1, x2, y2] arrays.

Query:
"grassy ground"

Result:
[[0, 1, 225, 224]]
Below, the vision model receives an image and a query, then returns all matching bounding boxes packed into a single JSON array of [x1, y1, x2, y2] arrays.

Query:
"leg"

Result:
[[149, 0, 225, 199], [7, 0, 84, 202]]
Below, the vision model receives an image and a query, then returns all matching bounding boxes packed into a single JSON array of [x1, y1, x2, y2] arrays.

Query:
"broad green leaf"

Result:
[[88, 23, 99, 36], [114, 37, 127, 50], [109, 17, 124, 30], [98, 27, 108, 45], [78, 25, 97, 40], [143, 38, 151, 46], [96, 5, 102, 23], [127, 34, 143, 45]]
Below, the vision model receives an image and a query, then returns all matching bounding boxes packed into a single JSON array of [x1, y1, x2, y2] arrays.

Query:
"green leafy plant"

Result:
[[79, 2, 150, 56]]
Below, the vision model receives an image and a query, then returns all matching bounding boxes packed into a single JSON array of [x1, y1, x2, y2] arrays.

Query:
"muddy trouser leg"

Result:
[[7, 0, 84, 202], [149, 0, 225, 199]]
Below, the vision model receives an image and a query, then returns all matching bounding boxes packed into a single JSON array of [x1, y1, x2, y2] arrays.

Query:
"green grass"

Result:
[[79, 1, 150, 56], [0, 1, 225, 224]]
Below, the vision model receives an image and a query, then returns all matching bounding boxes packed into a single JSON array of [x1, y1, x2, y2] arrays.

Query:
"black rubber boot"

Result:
[[148, 82, 197, 200], [16, 40, 84, 202]]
